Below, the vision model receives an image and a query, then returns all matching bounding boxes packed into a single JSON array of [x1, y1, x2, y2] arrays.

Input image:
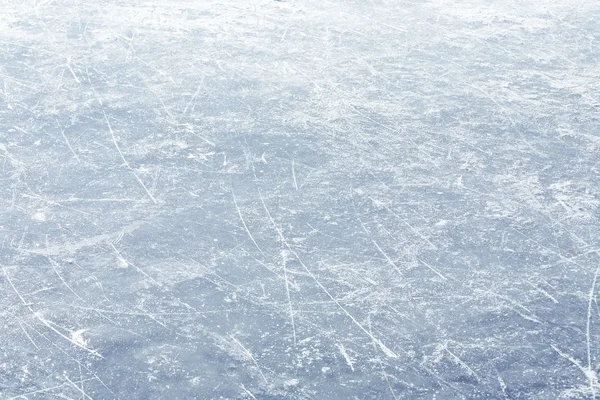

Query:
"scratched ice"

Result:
[[1, 0, 600, 399]]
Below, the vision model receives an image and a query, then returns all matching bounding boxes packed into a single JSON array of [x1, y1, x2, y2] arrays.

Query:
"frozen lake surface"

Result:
[[1, 0, 600, 398]]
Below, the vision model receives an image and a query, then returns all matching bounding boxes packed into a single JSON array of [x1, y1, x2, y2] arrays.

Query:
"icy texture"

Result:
[[1, 0, 600, 399]]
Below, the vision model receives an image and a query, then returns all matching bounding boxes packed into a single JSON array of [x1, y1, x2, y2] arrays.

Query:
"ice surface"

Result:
[[1, 0, 600, 398]]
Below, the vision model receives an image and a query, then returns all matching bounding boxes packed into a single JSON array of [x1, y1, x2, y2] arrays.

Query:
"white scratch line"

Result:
[[232, 192, 265, 257], [527, 281, 558, 304], [240, 384, 257, 399], [282, 252, 297, 345], [373, 199, 438, 250], [291, 159, 298, 191], [183, 77, 205, 114], [103, 111, 157, 204], [56, 118, 80, 162], [417, 258, 448, 281], [64, 375, 94, 400], [552, 344, 598, 398], [46, 235, 84, 301], [587, 266, 600, 399], [229, 335, 268, 385], [445, 347, 479, 380], [17, 320, 40, 350], [372, 239, 403, 276], [357, 214, 402, 275], [66, 60, 80, 83], [36, 316, 103, 358], [336, 343, 354, 371], [111, 244, 162, 287]]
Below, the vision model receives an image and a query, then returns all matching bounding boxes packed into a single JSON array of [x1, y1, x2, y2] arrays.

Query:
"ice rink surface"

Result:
[[1, 0, 600, 398]]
